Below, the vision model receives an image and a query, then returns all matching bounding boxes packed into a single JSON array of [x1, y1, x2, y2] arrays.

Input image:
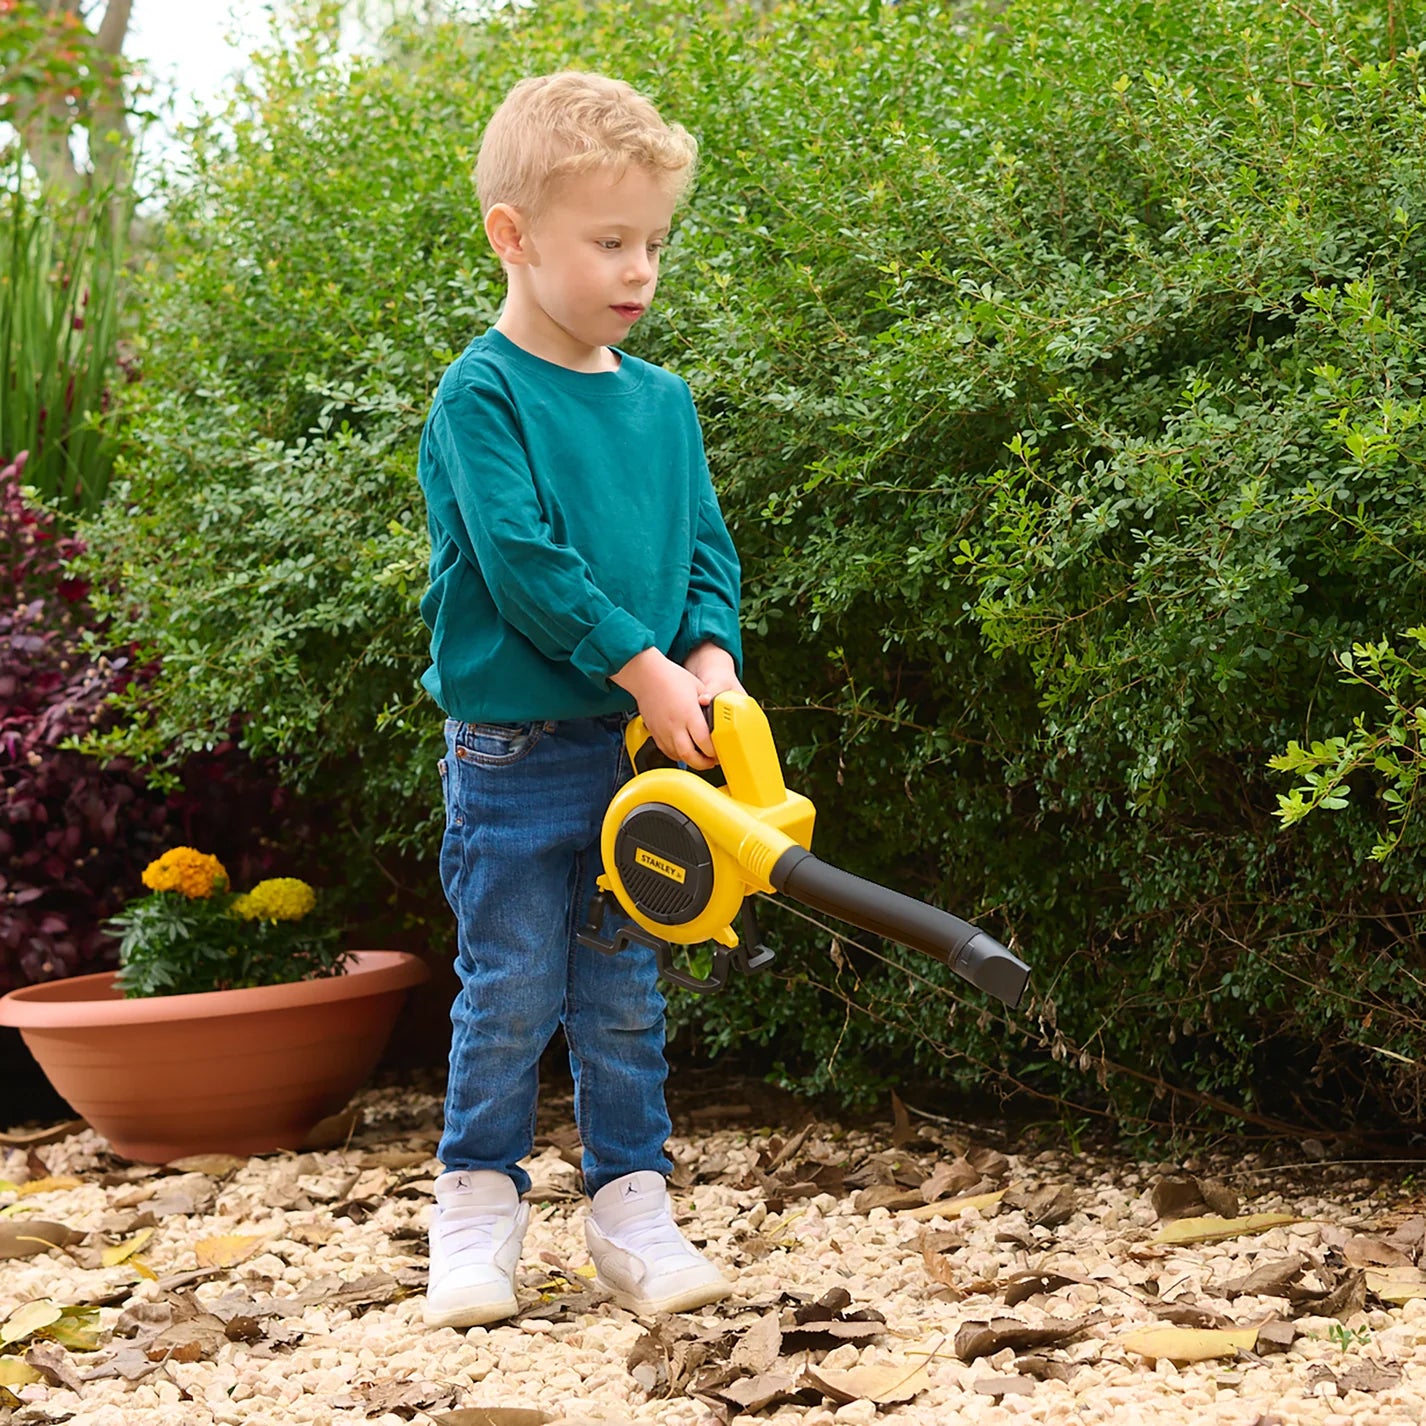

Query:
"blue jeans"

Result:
[[436, 713, 673, 1196]]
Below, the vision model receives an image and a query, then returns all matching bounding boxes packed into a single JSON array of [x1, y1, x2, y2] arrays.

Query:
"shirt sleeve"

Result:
[[670, 412, 743, 673], [426, 379, 655, 685]]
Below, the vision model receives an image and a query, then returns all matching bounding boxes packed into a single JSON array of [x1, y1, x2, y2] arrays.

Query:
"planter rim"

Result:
[[0, 950, 428, 1029]]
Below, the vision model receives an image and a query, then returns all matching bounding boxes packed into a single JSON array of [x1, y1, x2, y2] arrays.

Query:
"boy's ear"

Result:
[[484, 203, 534, 266]]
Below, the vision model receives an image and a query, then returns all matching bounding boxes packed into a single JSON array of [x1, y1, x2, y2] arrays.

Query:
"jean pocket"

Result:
[[452, 720, 547, 767]]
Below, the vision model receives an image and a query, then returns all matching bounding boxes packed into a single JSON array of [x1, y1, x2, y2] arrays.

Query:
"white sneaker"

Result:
[[423, 1169, 529, 1328], [585, 1170, 731, 1315]]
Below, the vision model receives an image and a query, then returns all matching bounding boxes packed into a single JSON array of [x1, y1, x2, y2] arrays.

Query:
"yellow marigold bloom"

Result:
[[141, 847, 229, 899], [235, 878, 317, 922]]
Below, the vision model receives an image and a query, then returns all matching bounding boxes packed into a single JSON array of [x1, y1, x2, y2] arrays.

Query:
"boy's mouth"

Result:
[[612, 304, 645, 322]]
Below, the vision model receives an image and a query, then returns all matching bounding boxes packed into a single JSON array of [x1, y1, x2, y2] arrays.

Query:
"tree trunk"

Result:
[[13, 0, 133, 197]]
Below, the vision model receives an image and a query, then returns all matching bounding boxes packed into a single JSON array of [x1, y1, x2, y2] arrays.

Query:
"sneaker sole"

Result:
[[422, 1294, 519, 1329], [598, 1275, 732, 1316]]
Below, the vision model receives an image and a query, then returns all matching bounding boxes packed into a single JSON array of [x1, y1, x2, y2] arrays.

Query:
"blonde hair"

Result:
[[475, 71, 698, 219]]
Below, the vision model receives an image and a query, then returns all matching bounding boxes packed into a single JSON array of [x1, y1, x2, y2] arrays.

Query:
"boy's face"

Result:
[[493, 164, 679, 370]]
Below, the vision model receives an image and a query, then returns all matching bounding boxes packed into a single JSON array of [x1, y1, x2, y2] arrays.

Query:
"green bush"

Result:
[[79, 0, 1426, 1134]]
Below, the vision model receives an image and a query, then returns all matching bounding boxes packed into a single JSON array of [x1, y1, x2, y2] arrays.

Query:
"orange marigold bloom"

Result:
[[140, 847, 229, 899]]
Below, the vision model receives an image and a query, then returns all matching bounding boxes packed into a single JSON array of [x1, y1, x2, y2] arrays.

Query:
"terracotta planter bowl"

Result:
[[0, 951, 429, 1163]]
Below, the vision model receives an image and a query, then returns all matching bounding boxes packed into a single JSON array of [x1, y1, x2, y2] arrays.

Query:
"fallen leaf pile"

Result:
[[2, 1079, 1426, 1424]]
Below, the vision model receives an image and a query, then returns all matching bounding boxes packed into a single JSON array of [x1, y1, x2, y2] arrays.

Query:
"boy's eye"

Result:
[[598, 239, 621, 250]]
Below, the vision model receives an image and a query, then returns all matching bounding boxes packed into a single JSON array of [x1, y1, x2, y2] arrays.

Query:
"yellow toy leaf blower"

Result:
[[577, 691, 1029, 1009]]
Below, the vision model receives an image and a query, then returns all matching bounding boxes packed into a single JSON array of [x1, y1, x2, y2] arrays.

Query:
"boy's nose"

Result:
[[625, 253, 653, 284]]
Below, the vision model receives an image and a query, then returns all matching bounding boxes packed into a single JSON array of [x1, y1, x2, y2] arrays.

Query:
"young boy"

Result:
[[415, 71, 744, 1328]]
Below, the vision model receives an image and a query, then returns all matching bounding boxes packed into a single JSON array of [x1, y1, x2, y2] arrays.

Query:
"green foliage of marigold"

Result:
[[113, 854, 343, 998]]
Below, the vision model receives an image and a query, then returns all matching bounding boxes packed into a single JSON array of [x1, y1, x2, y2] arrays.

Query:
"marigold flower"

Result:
[[233, 877, 317, 922], [141, 847, 229, 899]]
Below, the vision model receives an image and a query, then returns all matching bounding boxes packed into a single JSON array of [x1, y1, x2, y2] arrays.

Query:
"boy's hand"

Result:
[[612, 648, 718, 769], [682, 641, 745, 707]]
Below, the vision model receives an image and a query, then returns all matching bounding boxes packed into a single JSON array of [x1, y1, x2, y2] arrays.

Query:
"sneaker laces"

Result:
[[611, 1208, 700, 1265], [438, 1207, 510, 1257]]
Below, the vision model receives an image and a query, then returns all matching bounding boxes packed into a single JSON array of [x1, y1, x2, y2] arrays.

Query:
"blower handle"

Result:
[[770, 847, 1029, 1010], [630, 701, 718, 775]]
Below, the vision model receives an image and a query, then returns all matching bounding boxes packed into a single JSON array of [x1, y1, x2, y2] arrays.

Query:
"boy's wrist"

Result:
[[683, 641, 735, 675], [610, 645, 665, 696], [683, 638, 729, 662]]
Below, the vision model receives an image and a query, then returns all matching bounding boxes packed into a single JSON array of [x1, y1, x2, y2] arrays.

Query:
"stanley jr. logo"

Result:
[[634, 848, 686, 883]]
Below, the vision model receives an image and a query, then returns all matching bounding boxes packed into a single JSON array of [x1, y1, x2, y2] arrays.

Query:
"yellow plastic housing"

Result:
[[600, 693, 816, 947]]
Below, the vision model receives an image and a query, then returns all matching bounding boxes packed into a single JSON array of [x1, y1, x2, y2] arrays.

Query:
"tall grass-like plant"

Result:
[[0, 176, 127, 514]]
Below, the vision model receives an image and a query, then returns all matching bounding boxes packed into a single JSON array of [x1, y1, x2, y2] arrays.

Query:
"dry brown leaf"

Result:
[[286, 1223, 341, 1247], [954, 1314, 1095, 1362], [1149, 1301, 1233, 1329], [1149, 1174, 1239, 1222], [890, 1091, 915, 1148], [1329, 1361, 1402, 1394], [1385, 1215, 1426, 1260], [23, 1341, 86, 1391], [729, 1312, 782, 1375], [1016, 1354, 1079, 1383], [1343, 1235, 1414, 1269], [802, 1358, 933, 1406], [261, 1271, 412, 1318], [72, 1344, 167, 1384], [0, 1121, 87, 1148], [144, 1314, 231, 1363], [146, 1175, 217, 1218], [901, 1189, 1007, 1223], [0, 1219, 83, 1260], [1003, 1183, 1078, 1230], [1120, 1325, 1258, 1362], [1364, 1266, 1426, 1303], [1315, 1268, 1368, 1321], [1150, 1212, 1299, 1246], [339, 1378, 459, 1417], [792, 1286, 855, 1321], [194, 1233, 270, 1269], [165, 1154, 247, 1177], [920, 1234, 960, 1292], [919, 1158, 982, 1202], [764, 1122, 815, 1172], [1002, 1268, 1095, 1306], [300, 1108, 364, 1151], [716, 1370, 809, 1413], [853, 1183, 927, 1214], [1214, 1254, 1304, 1299]]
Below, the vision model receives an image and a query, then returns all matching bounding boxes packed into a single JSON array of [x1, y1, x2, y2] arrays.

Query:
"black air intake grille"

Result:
[[614, 803, 715, 925]]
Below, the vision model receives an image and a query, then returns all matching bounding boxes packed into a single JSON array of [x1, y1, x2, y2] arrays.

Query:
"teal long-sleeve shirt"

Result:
[[417, 330, 743, 722]]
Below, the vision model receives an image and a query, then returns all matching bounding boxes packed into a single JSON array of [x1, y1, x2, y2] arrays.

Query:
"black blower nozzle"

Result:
[[770, 848, 1029, 1010]]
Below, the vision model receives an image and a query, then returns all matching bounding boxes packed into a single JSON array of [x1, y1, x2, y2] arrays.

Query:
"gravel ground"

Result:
[[2, 1072, 1425, 1426]]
